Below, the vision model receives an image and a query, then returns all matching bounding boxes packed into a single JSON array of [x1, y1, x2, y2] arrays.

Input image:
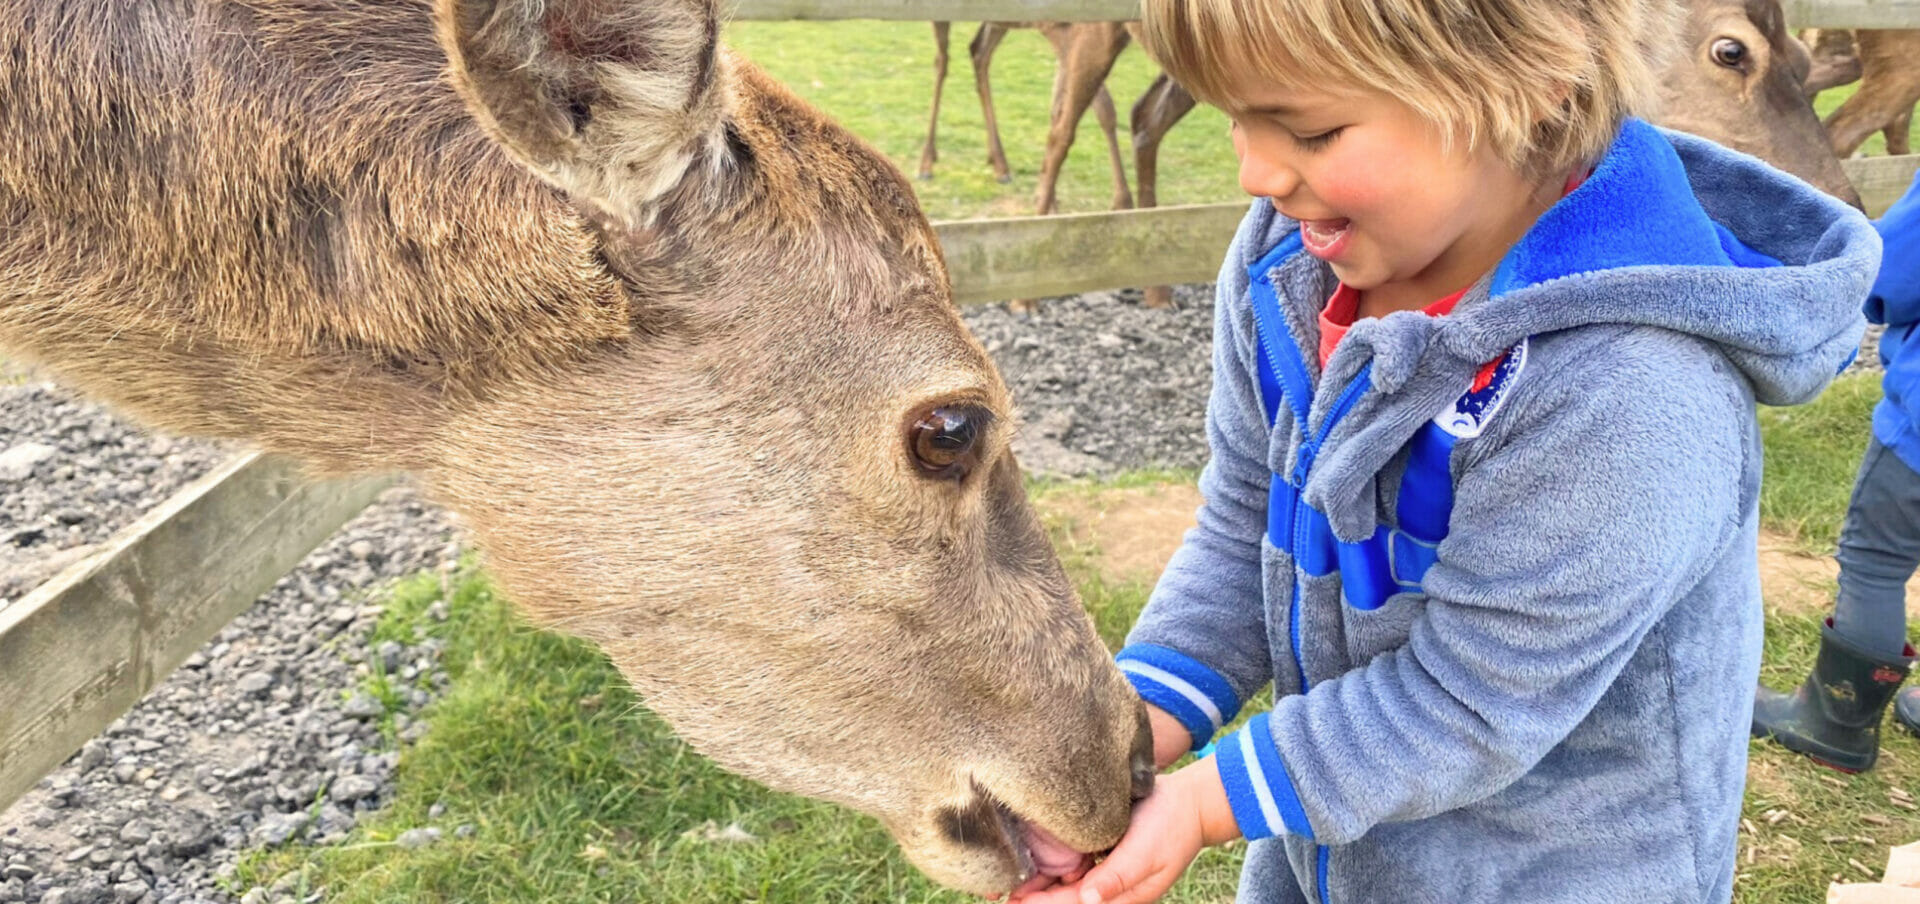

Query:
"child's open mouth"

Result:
[[1299, 218, 1352, 260]]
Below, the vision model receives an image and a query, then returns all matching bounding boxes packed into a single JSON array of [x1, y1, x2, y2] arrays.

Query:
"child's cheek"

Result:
[[1313, 167, 1392, 223], [1314, 144, 1402, 220]]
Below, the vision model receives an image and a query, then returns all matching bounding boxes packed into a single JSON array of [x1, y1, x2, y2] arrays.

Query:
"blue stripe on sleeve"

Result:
[[1212, 723, 1278, 840], [1116, 645, 1240, 722], [1246, 713, 1314, 838], [1124, 670, 1218, 750]]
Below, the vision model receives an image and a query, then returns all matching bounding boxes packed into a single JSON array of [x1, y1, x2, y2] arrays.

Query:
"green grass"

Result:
[[725, 21, 1240, 222], [233, 526, 1249, 904], [1758, 370, 1881, 553]]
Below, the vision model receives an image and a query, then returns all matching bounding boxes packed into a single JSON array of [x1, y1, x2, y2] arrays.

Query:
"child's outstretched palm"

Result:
[[1009, 758, 1237, 904]]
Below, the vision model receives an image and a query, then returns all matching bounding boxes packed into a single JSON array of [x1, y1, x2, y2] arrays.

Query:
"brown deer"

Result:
[[918, 21, 1184, 308], [0, 0, 1152, 895], [1657, 0, 1862, 205], [919, 21, 1136, 214], [1814, 29, 1920, 157]]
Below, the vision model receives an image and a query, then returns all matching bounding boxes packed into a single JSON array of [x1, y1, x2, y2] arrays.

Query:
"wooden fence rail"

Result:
[[0, 455, 388, 810], [937, 153, 1920, 305], [733, 0, 1920, 28]]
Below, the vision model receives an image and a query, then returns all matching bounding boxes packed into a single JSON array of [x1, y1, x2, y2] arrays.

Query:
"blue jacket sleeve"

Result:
[[1213, 338, 1747, 844], [1118, 211, 1278, 750], [1866, 169, 1920, 326]]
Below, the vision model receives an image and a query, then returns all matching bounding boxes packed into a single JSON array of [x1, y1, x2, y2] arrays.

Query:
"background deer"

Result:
[[1799, 28, 1920, 157]]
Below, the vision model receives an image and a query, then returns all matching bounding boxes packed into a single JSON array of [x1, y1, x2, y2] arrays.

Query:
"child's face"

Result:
[[1228, 80, 1552, 305]]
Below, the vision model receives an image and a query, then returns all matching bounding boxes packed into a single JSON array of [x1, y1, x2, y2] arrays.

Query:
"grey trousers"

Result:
[[1832, 438, 1920, 660]]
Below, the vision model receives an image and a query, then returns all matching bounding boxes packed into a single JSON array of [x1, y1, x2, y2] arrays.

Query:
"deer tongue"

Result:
[[1025, 823, 1090, 877]]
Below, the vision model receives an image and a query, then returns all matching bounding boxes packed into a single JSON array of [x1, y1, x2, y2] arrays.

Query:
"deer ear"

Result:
[[433, 0, 731, 223]]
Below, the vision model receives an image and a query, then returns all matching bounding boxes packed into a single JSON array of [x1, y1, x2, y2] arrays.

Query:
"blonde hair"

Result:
[[1141, 0, 1677, 175]]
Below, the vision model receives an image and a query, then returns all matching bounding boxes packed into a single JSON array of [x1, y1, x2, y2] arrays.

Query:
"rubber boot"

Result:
[[1752, 618, 1914, 773], [1894, 687, 1920, 737]]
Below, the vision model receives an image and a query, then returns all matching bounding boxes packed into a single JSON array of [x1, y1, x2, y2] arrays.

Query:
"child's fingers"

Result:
[[1008, 881, 1084, 904], [1076, 853, 1163, 904], [1081, 862, 1183, 904]]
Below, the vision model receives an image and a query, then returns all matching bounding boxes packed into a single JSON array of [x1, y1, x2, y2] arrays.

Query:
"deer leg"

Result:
[[1826, 89, 1918, 157], [1035, 24, 1128, 215], [1888, 109, 1913, 156], [1800, 28, 1863, 98], [1131, 74, 1195, 213], [1828, 30, 1920, 157], [970, 23, 1012, 184], [1092, 85, 1132, 210], [1132, 74, 1195, 309], [918, 22, 951, 180], [1825, 93, 1891, 157]]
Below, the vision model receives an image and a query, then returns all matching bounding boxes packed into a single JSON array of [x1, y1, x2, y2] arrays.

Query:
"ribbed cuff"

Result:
[[1116, 644, 1240, 751], [1212, 713, 1312, 841]]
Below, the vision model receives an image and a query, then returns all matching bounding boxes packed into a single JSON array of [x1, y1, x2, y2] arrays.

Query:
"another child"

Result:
[[1754, 170, 1920, 772], [1012, 1, 1882, 902]]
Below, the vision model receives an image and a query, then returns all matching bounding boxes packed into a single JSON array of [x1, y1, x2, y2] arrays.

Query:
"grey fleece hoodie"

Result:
[[1114, 119, 1881, 904]]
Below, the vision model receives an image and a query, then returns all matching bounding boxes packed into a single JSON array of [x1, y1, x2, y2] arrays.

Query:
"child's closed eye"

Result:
[[1289, 126, 1345, 151]]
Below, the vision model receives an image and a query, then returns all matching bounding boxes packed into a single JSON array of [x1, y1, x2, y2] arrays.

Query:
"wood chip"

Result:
[[1767, 809, 1790, 824], [1747, 846, 1756, 865], [1826, 835, 1853, 844], [1742, 818, 1758, 835], [1858, 835, 1879, 844], [1780, 835, 1804, 849], [1852, 857, 1877, 878], [1890, 798, 1918, 811], [1823, 775, 1851, 789], [1892, 787, 1914, 801], [1865, 813, 1894, 827]]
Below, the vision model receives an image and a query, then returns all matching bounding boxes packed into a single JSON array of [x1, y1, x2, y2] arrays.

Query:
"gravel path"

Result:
[[963, 284, 1217, 477], [0, 285, 1883, 904], [0, 385, 231, 608]]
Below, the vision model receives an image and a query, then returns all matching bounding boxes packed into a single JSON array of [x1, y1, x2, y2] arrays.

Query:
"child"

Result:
[[1754, 170, 1920, 773], [1012, 1, 1881, 903]]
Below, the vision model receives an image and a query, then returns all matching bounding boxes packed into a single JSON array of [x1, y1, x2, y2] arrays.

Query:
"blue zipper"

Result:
[[1249, 239, 1365, 904], [1291, 364, 1374, 486], [1284, 365, 1372, 904]]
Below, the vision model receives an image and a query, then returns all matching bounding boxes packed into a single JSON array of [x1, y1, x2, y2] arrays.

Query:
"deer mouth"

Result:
[[955, 782, 1095, 894]]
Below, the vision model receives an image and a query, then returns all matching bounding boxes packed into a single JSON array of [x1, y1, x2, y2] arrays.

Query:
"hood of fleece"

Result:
[[1284, 118, 1880, 543], [1425, 117, 1879, 407]]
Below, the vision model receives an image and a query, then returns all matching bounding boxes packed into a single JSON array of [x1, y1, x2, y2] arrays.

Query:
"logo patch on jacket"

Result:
[[1436, 338, 1529, 439]]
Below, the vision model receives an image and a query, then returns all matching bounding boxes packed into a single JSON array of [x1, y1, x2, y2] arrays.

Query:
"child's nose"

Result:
[[1238, 148, 1300, 201]]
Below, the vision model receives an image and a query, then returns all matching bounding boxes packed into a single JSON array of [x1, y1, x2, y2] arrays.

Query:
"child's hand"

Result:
[[1144, 705, 1192, 769], [1010, 756, 1239, 904]]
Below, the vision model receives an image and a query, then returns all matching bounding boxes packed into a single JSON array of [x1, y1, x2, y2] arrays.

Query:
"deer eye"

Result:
[[908, 405, 988, 481], [1711, 37, 1749, 69]]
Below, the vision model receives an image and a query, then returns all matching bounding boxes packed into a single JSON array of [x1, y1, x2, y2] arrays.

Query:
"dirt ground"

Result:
[[1039, 482, 1920, 620]]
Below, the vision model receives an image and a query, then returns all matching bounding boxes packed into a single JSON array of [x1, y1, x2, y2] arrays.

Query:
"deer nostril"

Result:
[[1129, 708, 1155, 801], [1131, 757, 1155, 801]]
